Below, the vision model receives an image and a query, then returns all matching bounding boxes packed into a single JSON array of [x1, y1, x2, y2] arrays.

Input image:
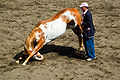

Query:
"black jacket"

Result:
[[81, 10, 95, 39]]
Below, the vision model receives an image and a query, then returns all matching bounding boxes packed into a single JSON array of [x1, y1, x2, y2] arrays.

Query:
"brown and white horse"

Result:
[[16, 8, 83, 65]]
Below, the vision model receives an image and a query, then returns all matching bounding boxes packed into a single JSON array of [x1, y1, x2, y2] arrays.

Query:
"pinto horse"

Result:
[[16, 8, 83, 65]]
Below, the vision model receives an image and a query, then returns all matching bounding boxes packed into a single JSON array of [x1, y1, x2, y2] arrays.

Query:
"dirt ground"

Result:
[[0, 0, 120, 80]]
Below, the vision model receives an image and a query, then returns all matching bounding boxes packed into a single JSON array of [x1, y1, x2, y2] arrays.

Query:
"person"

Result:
[[80, 2, 96, 61]]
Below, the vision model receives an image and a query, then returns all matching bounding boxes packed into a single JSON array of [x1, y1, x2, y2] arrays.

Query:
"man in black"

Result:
[[80, 2, 96, 61]]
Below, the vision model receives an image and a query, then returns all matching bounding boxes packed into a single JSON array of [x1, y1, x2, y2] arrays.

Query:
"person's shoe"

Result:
[[87, 58, 93, 61], [94, 57, 96, 59], [87, 57, 96, 61]]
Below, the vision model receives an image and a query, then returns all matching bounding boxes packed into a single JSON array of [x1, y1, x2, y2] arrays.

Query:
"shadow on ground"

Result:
[[13, 44, 86, 62]]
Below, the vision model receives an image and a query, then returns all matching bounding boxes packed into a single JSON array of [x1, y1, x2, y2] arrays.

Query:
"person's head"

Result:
[[80, 2, 88, 12]]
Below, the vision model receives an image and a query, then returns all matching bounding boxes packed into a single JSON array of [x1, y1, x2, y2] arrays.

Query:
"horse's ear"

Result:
[[67, 20, 75, 28]]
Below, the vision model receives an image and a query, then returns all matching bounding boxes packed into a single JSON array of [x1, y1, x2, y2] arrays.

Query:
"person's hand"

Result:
[[87, 28, 91, 30]]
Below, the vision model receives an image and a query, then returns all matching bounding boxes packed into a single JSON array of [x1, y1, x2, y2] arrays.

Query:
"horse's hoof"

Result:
[[77, 48, 83, 51], [22, 62, 26, 65], [80, 48, 83, 51], [16, 60, 20, 64]]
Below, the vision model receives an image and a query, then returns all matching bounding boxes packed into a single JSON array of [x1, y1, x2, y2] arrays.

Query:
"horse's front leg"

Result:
[[72, 24, 83, 51], [78, 36, 83, 51], [22, 38, 45, 65]]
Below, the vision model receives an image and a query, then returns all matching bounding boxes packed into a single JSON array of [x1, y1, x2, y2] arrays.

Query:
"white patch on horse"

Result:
[[35, 31, 42, 42], [39, 17, 66, 44], [46, 17, 66, 41], [38, 11, 77, 45], [62, 11, 75, 19], [37, 52, 41, 56], [42, 38, 44, 41], [62, 11, 77, 26], [29, 47, 33, 51], [35, 27, 39, 29]]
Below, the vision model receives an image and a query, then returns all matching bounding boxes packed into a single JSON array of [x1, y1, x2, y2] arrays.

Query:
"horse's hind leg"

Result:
[[33, 52, 44, 60]]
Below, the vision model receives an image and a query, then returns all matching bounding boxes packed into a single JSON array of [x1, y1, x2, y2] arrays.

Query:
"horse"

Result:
[[16, 8, 83, 65]]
